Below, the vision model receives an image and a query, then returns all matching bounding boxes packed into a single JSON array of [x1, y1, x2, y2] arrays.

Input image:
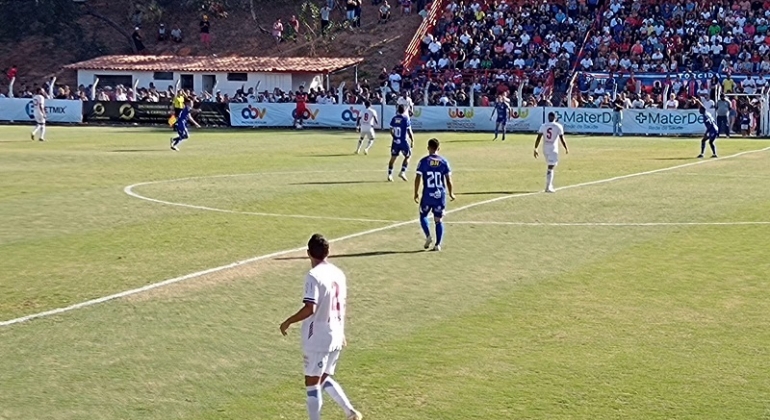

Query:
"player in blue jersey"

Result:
[[388, 104, 415, 181], [414, 138, 455, 252], [489, 94, 511, 141], [693, 98, 718, 158], [170, 99, 201, 151]]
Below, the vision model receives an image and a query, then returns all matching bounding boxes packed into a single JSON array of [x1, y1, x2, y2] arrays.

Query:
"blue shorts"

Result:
[[496, 118, 508, 126], [177, 124, 189, 139], [706, 128, 717, 141], [420, 197, 446, 218], [391, 142, 411, 157]]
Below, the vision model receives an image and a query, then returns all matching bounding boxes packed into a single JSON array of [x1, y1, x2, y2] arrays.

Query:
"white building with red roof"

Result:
[[64, 55, 363, 94]]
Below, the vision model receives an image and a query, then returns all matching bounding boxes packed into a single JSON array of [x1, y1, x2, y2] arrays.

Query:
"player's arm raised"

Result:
[[533, 133, 543, 158]]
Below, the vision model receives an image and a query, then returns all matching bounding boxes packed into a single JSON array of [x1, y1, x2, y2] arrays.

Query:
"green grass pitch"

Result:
[[1, 125, 770, 420]]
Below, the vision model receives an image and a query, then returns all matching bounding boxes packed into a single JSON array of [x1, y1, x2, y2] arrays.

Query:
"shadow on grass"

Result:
[[109, 149, 167, 153], [306, 153, 354, 157], [274, 250, 426, 261], [650, 157, 695, 161], [289, 180, 382, 186], [456, 191, 535, 195]]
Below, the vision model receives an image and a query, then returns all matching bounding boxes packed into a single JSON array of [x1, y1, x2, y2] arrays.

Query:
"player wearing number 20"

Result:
[[414, 138, 455, 252], [388, 104, 415, 182], [280, 234, 362, 420], [533, 112, 569, 193]]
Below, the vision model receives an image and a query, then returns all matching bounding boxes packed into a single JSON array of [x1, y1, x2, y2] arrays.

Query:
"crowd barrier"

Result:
[[82, 101, 229, 126], [229, 103, 707, 135], [0, 98, 713, 136], [0, 98, 82, 123]]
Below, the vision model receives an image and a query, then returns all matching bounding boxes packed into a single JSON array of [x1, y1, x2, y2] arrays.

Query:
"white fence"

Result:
[[0, 98, 82, 123], [228, 103, 732, 136]]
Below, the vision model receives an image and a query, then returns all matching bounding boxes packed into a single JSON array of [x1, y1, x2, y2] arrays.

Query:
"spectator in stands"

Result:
[[418, 4, 429, 20], [157, 23, 168, 41], [200, 15, 211, 47], [171, 25, 183, 42], [354, 0, 363, 27], [346, 0, 357, 22], [320, 4, 332, 33], [379, 1, 391, 24], [289, 15, 300, 42], [273, 18, 283, 44], [402, 0, 412, 15], [132, 27, 146, 53]]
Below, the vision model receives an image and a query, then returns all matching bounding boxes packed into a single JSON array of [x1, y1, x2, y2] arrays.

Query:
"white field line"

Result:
[[450, 221, 770, 227], [2, 146, 768, 328], [122, 168, 533, 223], [123, 188, 398, 223]]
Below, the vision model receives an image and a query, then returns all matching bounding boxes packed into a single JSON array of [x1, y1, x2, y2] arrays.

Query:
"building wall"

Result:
[[76, 70, 325, 95]]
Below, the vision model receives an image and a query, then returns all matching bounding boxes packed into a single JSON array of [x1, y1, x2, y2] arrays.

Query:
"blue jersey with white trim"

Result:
[[390, 115, 411, 145], [703, 111, 717, 132], [494, 101, 510, 121], [416, 154, 451, 202], [178, 106, 191, 128]]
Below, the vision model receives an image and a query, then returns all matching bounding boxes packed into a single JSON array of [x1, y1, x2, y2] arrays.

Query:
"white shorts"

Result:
[[360, 126, 375, 141], [304, 349, 341, 377], [545, 151, 559, 166], [34, 115, 46, 125]]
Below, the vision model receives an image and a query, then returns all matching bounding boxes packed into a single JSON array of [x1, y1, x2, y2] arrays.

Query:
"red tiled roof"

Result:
[[64, 55, 363, 74]]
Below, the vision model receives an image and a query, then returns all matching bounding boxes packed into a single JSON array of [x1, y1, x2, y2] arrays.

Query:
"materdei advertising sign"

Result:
[[382, 105, 543, 132], [0, 98, 82, 123], [544, 107, 705, 135], [229, 103, 382, 128]]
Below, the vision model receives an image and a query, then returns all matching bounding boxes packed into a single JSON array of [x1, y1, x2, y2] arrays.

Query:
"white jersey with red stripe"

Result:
[[360, 107, 378, 130], [538, 121, 564, 154], [301, 261, 347, 353]]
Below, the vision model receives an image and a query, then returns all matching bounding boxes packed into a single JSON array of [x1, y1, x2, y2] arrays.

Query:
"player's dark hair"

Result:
[[397, 104, 406, 114], [428, 138, 440, 151], [364, 100, 371, 108], [307, 234, 330, 260], [548, 112, 556, 122]]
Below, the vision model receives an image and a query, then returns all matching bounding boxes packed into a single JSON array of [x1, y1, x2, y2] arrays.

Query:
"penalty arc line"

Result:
[[122, 168, 540, 224], [2, 146, 768, 328]]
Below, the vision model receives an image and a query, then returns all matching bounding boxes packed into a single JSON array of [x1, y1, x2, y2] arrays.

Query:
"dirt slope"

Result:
[[0, 0, 420, 89]]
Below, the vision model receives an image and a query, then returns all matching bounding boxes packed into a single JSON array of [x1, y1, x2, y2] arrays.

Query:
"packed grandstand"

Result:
[[5, 0, 770, 120]]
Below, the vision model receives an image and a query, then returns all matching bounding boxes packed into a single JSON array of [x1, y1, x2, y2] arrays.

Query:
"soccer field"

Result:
[[2, 125, 770, 420]]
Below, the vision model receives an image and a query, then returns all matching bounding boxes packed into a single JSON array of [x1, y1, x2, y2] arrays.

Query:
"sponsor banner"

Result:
[[195, 103, 229, 126], [545, 107, 705, 135], [229, 102, 384, 128], [0, 98, 82, 123], [83, 101, 173, 124], [382, 105, 543, 132]]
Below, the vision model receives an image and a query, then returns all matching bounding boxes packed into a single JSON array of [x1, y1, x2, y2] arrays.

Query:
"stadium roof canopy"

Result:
[[64, 55, 364, 74]]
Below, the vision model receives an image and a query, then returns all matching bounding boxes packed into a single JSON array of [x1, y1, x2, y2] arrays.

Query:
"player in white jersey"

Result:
[[280, 234, 362, 420], [30, 88, 47, 142], [355, 100, 379, 155], [534, 112, 569, 193], [396, 91, 414, 116]]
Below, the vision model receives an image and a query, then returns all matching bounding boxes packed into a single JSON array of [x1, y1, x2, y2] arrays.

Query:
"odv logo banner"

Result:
[[230, 103, 384, 128]]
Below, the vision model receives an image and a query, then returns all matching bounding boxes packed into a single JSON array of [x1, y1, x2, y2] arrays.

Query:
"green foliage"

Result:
[[297, 0, 349, 54]]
